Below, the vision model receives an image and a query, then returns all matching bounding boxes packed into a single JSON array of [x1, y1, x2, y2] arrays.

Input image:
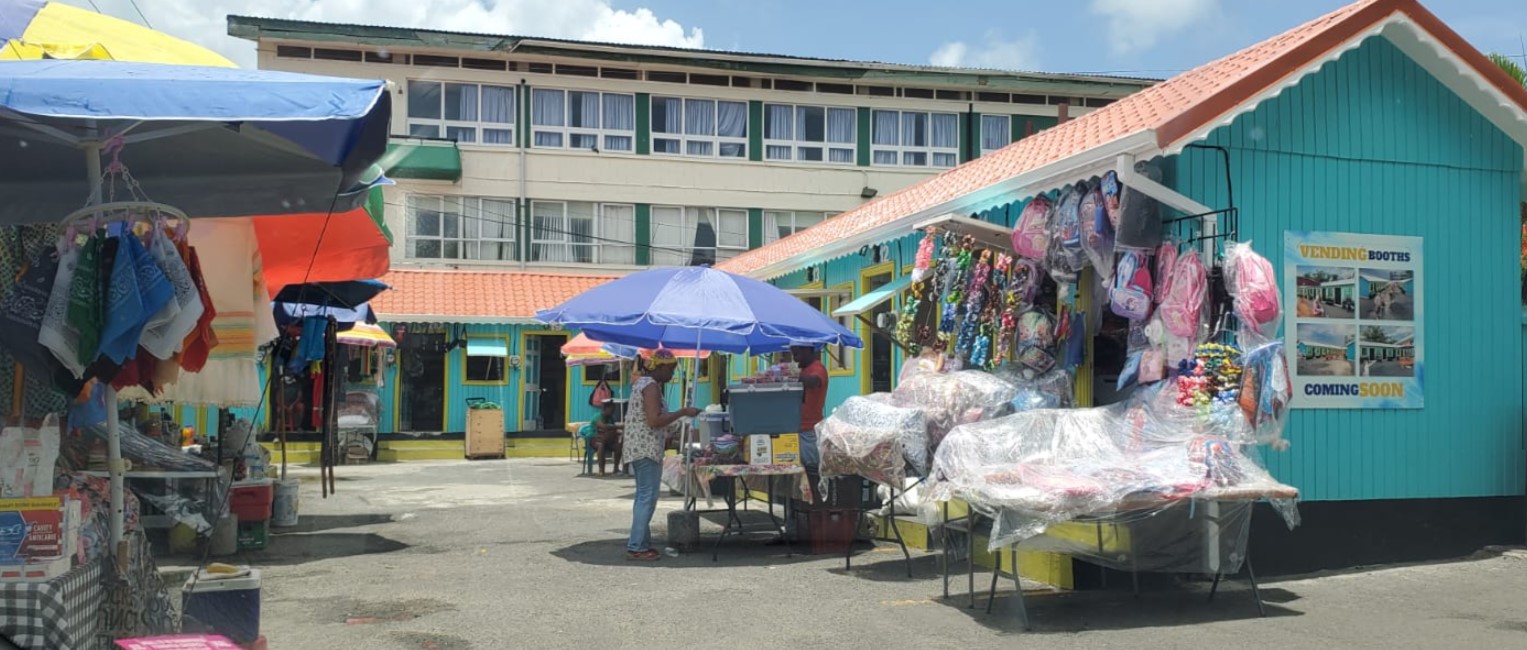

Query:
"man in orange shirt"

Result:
[[791, 343, 828, 467]]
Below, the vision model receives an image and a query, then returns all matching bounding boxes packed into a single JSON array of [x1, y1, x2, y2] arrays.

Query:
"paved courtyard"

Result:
[[223, 459, 1527, 649]]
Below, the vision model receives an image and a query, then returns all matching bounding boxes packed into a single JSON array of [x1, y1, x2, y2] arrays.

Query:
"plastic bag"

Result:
[[1110, 249, 1154, 320], [0, 414, 61, 497], [891, 369, 1018, 451], [1080, 183, 1116, 280], [1115, 161, 1164, 250], [817, 395, 927, 485], [1046, 184, 1088, 282], [1224, 241, 1282, 344]]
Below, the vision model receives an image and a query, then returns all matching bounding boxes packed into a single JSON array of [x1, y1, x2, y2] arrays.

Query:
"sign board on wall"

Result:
[[1283, 231, 1423, 409]]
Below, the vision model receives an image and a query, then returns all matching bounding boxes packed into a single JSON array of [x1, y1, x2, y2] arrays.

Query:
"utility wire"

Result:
[[124, 0, 152, 29]]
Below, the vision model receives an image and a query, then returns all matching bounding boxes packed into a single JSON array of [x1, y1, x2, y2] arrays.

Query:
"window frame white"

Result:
[[527, 200, 637, 265], [649, 206, 749, 266], [650, 96, 748, 159], [762, 210, 827, 244], [980, 114, 1012, 155], [530, 88, 636, 153], [405, 80, 516, 146], [762, 103, 857, 165], [405, 195, 519, 262], [870, 109, 960, 169]]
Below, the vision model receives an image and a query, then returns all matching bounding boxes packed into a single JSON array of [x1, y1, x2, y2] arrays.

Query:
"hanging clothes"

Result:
[[66, 234, 104, 368], [175, 242, 218, 373], [125, 218, 275, 406], [139, 227, 202, 360]]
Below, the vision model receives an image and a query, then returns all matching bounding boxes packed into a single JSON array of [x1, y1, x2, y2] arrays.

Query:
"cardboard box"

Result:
[[747, 435, 772, 465], [0, 555, 71, 581], [0, 496, 67, 562], [772, 434, 801, 465]]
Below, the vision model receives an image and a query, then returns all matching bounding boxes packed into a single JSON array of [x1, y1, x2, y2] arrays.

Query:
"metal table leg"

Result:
[[967, 512, 976, 609]]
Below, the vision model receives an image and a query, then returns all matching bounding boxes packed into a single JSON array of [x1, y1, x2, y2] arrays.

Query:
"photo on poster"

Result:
[[1360, 325, 1416, 377], [1359, 269, 1415, 321], [1294, 266, 1356, 319], [1295, 323, 1356, 376]]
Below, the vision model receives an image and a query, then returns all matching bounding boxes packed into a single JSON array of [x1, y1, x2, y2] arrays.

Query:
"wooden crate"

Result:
[[465, 409, 506, 459]]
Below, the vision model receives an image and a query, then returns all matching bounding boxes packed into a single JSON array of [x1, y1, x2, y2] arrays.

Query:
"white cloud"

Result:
[[65, 0, 705, 68], [928, 31, 1040, 71], [1089, 0, 1221, 55]]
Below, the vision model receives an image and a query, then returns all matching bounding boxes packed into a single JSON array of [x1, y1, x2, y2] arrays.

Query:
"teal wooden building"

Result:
[[719, 0, 1527, 572]]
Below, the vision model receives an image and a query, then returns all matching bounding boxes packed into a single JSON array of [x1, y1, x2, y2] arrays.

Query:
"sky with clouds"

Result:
[[68, 0, 1527, 76]]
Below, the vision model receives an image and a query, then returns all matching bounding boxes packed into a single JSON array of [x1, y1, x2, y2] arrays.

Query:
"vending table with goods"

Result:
[[662, 456, 813, 560], [0, 555, 107, 650]]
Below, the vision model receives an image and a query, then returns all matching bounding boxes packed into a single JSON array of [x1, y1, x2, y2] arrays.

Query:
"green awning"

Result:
[[833, 274, 912, 317], [466, 339, 509, 357], [379, 139, 462, 181]]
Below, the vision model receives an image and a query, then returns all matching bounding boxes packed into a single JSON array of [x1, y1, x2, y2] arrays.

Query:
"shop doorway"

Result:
[[864, 267, 895, 393], [399, 332, 447, 432], [520, 332, 567, 432]]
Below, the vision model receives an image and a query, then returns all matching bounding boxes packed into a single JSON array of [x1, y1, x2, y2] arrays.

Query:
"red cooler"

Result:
[[229, 480, 273, 523]]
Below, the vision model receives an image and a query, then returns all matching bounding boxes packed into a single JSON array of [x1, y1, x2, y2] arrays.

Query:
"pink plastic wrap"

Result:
[[1224, 240, 1282, 344], [1011, 194, 1053, 260], [890, 369, 1019, 451]]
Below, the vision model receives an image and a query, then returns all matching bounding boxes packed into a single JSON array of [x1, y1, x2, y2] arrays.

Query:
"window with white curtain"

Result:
[[406, 81, 515, 145], [762, 210, 826, 243], [527, 201, 636, 264], [530, 88, 635, 152], [762, 104, 855, 164], [650, 206, 749, 266], [980, 114, 1012, 154], [406, 195, 518, 261], [871, 109, 959, 168], [651, 96, 747, 158]]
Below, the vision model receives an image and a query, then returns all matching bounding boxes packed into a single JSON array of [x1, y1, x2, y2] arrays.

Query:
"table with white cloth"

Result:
[[662, 456, 814, 560], [0, 556, 108, 650]]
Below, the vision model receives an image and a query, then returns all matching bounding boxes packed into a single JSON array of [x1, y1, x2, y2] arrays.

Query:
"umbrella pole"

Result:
[[84, 139, 128, 562]]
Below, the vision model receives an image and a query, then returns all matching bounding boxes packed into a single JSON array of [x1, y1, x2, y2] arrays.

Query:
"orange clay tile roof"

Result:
[[371, 268, 611, 321], [719, 0, 1527, 278]]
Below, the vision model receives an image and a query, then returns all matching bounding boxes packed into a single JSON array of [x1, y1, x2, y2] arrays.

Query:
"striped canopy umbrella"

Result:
[[337, 322, 397, 348], [0, 0, 393, 292]]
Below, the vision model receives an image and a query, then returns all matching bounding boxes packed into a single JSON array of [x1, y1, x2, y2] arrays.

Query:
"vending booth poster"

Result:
[[1283, 230, 1423, 409]]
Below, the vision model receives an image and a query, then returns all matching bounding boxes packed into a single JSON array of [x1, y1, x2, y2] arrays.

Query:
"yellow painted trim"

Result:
[[461, 334, 513, 386], [826, 281, 857, 378], [857, 261, 896, 396], [516, 330, 570, 431]]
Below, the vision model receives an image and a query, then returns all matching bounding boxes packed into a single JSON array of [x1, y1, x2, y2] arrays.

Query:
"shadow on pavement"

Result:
[[252, 532, 410, 566], [272, 513, 395, 534], [938, 583, 1304, 633], [829, 552, 942, 582]]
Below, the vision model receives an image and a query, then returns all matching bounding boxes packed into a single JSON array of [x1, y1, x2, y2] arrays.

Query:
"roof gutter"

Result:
[[378, 314, 542, 325], [744, 130, 1161, 280]]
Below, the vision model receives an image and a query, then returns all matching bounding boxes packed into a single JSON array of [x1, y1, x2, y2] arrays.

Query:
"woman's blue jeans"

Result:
[[627, 458, 662, 552]]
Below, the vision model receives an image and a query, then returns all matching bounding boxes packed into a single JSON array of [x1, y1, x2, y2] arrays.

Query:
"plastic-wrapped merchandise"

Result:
[[1080, 183, 1116, 281], [1046, 184, 1087, 283], [817, 395, 928, 486], [891, 369, 1019, 450], [926, 381, 1299, 556], [1010, 194, 1054, 261], [1013, 309, 1057, 377], [999, 367, 1075, 412], [86, 420, 218, 473], [1224, 241, 1282, 344], [1239, 341, 1293, 447], [1115, 161, 1164, 250]]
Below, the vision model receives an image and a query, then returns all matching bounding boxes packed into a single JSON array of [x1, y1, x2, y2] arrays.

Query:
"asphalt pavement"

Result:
[[212, 459, 1527, 650]]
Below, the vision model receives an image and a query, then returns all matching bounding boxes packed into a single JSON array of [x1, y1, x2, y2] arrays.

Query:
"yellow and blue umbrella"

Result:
[[337, 322, 397, 349], [0, 0, 234, 66]]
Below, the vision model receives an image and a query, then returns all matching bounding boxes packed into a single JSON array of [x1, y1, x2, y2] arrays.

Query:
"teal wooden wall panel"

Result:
[[1170, 36, 1524, 502]]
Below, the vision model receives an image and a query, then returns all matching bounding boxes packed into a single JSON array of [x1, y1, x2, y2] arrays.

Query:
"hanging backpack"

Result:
[[1159, 249, 1207, 339], [1110, 249, 1154, 320], [1154, 239, 1179, 304], [1010, 194, 1054, 260], [1225, 241, 1282, 340], [1080, 183, 1116, 280], [1115, 161, 1164, 250], [589, 377, 613, 407], [1100, 170, 1124, 230], [1046, 184, 1087, 282]]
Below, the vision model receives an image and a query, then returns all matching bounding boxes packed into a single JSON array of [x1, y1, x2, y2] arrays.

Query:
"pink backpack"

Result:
[[1159, 249, 1206, 338], [1226, 241, 1281, 338], [1011, 195, 1053, 260]]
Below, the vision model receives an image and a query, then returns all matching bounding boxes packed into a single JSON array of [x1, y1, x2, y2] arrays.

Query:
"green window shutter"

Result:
[[856, 107, 871, 167], [748, 101, 764, 162], [520, 85, 531, 148], [748, 208, 763, 249], [960, 112, 976, 163], [635, 204, 652, 265], [636, 93, 651, 155]]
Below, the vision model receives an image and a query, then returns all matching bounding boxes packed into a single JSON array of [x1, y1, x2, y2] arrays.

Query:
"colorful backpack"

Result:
[[1110, 249, 1154, 320], [1015, 309, 1057, 374], [1046, 184, 1087, 282], [1158, 249, 1206, 339], [1010, 194, 1053, 260], [1080, 183, 1115, 280], [1154, 239, 1179, 304], [1225, 241, 1282, 340], [1100, 170, 1123, 230]]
